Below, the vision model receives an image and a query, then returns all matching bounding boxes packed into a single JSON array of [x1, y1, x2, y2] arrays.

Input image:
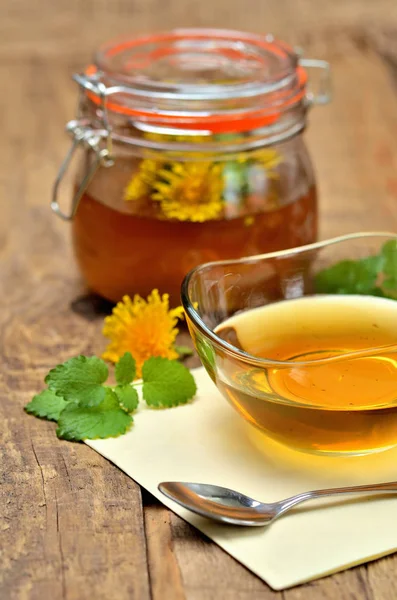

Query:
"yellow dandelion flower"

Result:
[[123, 132, 282, 219], [124, 159, 163, 201], [102, 290, 184, 377], [152, 162, 224, 222]]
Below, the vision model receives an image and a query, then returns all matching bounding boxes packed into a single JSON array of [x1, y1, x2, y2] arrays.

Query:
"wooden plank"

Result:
[[0, 235, 152, 599], [142, 492, 274, 600], [305, 34, 397, 237], [142, 492, 186, 600], [1, 0, 396, 62]]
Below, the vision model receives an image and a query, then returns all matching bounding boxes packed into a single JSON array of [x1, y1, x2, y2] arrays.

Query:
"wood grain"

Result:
[[2, 1, 397, 598]]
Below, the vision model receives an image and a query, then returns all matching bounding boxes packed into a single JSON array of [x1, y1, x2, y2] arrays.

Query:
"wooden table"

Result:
[[2, 1, 397, 598]]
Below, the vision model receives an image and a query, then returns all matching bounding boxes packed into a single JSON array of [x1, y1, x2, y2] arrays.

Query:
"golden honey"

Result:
[[215, 295, 397, 454], [73, 186, 316, 304]]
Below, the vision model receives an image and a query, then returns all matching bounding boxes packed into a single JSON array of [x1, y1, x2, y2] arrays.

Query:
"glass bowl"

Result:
[[181, 232, 397, 455]]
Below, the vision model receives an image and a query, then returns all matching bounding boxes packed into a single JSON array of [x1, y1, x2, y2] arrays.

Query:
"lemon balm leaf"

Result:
[[115, 384, 139, 413], [314, 256, 381, 295], [142, 357, 197, 407], [25, 390, 68, 421], [115, 352, 136, 385], [45, 356, 108, 407], [314, 240, 397, 299], [26, 345, 197, 440], [381, 240, 397, 277], [381, 240, 397, 294], [56, 389, 132, 440]]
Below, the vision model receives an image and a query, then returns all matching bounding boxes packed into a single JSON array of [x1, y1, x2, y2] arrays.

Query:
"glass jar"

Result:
[[52, 29, 331, 304]]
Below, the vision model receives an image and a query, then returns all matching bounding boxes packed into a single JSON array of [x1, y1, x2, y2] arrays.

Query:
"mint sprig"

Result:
[[314, 240, 397, 298], [25, 352, 197, 441]]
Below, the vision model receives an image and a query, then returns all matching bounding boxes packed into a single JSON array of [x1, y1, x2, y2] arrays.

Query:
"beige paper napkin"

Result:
[[86, 367, 397, 590]]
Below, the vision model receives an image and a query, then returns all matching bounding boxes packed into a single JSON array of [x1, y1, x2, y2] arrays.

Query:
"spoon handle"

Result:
[[277, 481, 397, 517]]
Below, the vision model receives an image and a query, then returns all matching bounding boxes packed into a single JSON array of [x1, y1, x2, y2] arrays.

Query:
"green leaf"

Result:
[[115, 352, 136, 385], [381, 240, 397, 294], [25, 389, 68, 421], [45, 356, 108, 407], [115, 384, 139, 412], [314, 256, 382, 295], [142, 357, 197, 408], [195, 336, 216, 372], [56, 389, 132, 441], [175, 345, 194, 358]]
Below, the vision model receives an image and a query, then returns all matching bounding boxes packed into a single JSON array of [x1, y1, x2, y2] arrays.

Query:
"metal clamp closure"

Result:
[[51, 75, 115, 221]]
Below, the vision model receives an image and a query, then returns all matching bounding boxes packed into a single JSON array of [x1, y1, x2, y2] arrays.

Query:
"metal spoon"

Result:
[[158, 480, 397, 526]]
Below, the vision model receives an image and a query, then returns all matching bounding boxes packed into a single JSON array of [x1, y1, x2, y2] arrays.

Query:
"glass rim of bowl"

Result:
[[181, 231, 397, 369]]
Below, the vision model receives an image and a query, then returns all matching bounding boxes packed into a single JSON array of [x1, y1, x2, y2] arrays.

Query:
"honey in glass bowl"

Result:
[[52, 29, 330, 303], [215, 295, 397, 454], [182, 232, 397, 456]]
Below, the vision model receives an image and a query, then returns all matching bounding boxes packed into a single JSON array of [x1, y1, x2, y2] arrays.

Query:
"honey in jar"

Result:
[[52, 29, 331, 303]]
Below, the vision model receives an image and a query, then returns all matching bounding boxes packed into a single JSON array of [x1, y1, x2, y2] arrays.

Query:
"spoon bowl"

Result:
[[159, 482, 274, 526]]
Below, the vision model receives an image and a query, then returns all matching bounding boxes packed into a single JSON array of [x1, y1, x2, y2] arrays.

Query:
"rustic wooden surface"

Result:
[[2, 1, 397, 598]]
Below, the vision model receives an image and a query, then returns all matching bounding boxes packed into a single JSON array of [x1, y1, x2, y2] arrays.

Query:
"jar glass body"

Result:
[[72, 130, 317, 304]]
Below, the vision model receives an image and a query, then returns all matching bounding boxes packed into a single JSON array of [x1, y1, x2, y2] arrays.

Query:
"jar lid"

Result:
[[85, 29, 310, 134]]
